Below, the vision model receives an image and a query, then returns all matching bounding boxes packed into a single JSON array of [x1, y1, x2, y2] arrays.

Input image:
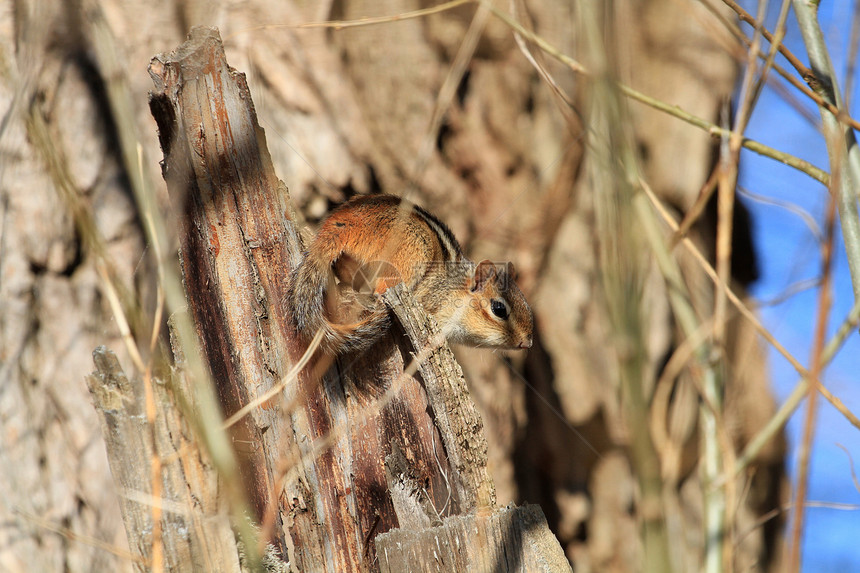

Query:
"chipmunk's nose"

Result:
[[518, 333, 533, 349]]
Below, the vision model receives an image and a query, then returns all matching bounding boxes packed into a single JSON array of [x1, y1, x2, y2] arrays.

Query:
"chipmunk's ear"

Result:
[[471, 260, 497, 292]]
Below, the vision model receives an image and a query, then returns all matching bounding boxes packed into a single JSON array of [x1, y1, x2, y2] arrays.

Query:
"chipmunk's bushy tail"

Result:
[[288, 250, 390, 355]]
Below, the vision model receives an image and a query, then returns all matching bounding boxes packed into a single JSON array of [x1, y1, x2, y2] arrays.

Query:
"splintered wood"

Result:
[[86, 25, 570, 573]]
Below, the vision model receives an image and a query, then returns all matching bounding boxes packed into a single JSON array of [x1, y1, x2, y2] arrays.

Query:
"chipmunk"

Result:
[[288, 194, 533, 355]]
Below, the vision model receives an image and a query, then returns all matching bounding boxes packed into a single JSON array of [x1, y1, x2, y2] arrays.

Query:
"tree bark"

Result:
[[87, 347, 241, 572], [90, 25, 564, 572]]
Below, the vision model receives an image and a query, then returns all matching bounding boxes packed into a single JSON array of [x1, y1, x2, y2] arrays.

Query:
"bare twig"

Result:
[[230, 0, 473, 35], [720, 0, 813, 80], [732, 300, 860, 478], [787, 175, 837, 572], [845, 2, 860, 110], [835, 444, 860, 495], [95, 261, 146, 373], [704, 107, 735, 573], [641, 180, 806, 376], [648, 179, 860, 436], [737, 185, 823, 242], [484, 1, 830, 185], [701, 0, 859, 130], [792, 0, 860, 301]]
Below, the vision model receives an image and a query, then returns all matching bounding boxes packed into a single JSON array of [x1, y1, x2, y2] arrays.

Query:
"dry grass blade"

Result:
[[96, 261, 146, 373], [227, 0, 473, 37], [671, 165, 719, 245], [95, 245, 165, 571], [581, 4, 674, 567], [650, 318, 716, 483], [222, 328, 324, 430]]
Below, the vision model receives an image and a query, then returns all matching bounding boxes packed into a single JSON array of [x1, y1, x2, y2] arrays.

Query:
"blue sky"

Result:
[[739, 2, 860, 569]]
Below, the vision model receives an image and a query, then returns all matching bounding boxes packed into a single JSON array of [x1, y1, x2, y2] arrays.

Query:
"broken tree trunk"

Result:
[[87, 346, 242, 572], [86, 25, 569, 572]]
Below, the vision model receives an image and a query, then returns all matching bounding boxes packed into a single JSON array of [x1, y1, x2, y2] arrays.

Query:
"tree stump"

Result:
[[87, 25, 569, 572]]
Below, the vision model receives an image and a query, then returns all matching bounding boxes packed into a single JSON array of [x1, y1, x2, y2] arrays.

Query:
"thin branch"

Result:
[[227, 0, 473, 37], [646, 180, 860, 435], [731, 300, 860, 479], [736, 500, 860, 547], [706, 104, 736, 573], [641, 180, 808, 376], [792, 0, 860, 301], [844, 1, 860, 109], [835, 444, 860, 495], [738, 185, 823, 242], [787, 175, 838, 573], [701, 0, 860, 130], [755, 277, 821, 308], [720, 0, 813, 80], [616, 81, 829, 185], [484, 2, 830, 185]]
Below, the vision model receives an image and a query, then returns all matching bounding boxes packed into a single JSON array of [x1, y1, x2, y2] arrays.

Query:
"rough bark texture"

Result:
[[0, 1, 786, 572], [383, 283, 495, 512], [148, 27, 301, 555], [143, 26, 560, 572], [86, 346, 241, 572]]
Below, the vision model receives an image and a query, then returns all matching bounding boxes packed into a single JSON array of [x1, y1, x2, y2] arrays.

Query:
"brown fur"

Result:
[[288, 195, 533, 354]]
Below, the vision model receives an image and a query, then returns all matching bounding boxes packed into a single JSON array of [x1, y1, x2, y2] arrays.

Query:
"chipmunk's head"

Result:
[[441, 260, 533, 350]]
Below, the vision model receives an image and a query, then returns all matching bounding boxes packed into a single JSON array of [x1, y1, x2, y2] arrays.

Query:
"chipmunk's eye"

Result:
[[490, 299, 509, 320]]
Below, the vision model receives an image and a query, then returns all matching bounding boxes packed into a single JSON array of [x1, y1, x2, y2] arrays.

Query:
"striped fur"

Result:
[[287, 194, 533, 355]]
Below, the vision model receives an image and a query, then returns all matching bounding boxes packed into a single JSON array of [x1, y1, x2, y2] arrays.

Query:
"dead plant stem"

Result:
[[786, 160, 838, 573]]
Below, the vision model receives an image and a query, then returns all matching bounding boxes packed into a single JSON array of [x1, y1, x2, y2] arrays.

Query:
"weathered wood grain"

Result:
[[87, 347, 240, 572]]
